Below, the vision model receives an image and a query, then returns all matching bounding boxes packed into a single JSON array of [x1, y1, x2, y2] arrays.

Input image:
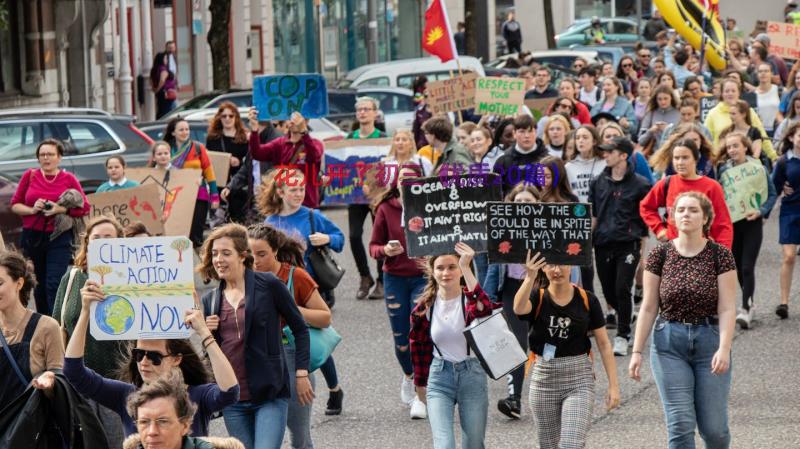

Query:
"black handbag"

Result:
[[307, 210, 345, 291]]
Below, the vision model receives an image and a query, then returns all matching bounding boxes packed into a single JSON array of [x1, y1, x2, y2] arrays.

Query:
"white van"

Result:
[[338, 56, 486, 90]]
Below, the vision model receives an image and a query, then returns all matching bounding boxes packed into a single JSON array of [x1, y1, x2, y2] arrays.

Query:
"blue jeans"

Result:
[[21, 229, 73, 316], [650, 318, 732, 449], [223, 398, 290, 449], [318, 356, 338, 389], [284, 342, 315, 449], [383, 272, 427, 375], [427, 358, 488, 449]]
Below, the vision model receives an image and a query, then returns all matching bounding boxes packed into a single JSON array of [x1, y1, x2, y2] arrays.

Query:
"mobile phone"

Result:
[[388, 240, 401, 247]]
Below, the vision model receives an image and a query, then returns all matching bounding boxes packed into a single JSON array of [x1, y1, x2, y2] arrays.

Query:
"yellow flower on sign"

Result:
[[426, 26, 444, 46]]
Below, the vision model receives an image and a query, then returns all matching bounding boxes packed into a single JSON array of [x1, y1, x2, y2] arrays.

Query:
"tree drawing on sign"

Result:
[[171, 238, 191, 263], [91, 265, 113, 285]]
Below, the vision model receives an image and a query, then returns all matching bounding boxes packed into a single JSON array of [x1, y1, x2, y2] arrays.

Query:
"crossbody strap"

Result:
[[60, 268, 79, 328], [0, 326, 29, 387], [287, 266, 296, 302]]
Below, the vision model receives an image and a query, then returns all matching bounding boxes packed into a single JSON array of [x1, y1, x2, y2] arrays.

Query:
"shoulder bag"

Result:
[[307, 210, 345, 291]]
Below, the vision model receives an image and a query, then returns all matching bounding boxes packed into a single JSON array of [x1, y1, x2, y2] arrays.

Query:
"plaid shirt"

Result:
[[409, 284, 498, 387]]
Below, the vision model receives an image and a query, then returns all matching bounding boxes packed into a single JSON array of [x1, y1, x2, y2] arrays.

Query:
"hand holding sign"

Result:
[[80, 280, 106, 311], [455, 241, 475, 269], [524, 250, 547, 279], [184, 309, 212, 340]]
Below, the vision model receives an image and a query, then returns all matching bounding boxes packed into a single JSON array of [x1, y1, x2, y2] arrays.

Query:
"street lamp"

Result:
[[117, 0, 133, 114]]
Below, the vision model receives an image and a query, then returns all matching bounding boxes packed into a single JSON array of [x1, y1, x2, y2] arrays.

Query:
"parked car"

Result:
[[0, 172, 23, 247], [569, 42, 659, 69], [161, 88, 252, 121], [485, 50, 602, 71], [555, 18, 641, 48], [0, 108, 153, 193], [337, 56, 486, 89]]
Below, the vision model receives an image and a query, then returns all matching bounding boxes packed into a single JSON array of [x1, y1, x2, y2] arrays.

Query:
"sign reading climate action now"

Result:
[[402, 174, 501, 257], [487, 202, 593, 266], [474, 77, 525, 116]]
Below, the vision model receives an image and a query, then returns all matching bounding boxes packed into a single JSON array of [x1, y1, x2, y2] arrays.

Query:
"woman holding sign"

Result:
[[199, 224, 312, 449], [715, 132, 777, 329], [513, 251, 620, 449]]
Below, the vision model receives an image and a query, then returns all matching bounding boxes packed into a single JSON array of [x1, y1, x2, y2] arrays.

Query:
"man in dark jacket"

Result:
[[588, 136, 650, 357], [501, 11, 522, 54], [492, 114, 547, 196]]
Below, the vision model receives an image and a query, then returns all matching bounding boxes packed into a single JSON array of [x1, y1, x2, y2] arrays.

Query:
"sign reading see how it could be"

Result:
[[88, 236, 195, 341], [253, 74, 329, 121], [402, 174, 501, 257], [487, 202, 593, 266]]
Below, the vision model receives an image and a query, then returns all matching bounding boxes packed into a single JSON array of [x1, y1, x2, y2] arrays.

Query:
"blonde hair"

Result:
[[256, 168, 305, 217], [387, 129, 418, 161], [542, 115, 571, 146]]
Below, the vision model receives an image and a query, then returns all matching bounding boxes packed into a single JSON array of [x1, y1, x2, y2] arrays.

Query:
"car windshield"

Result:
[[170, 93, 219, 115]]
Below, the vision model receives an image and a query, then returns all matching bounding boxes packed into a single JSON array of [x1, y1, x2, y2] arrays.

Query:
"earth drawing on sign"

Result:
[[95, 295, 135, 335]]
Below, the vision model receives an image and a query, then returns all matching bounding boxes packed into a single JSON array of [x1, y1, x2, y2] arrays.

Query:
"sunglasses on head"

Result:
[[132, 348, 172, 365]]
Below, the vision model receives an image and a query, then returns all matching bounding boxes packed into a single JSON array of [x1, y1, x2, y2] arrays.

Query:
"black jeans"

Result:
[[594, 241, 641, 339], [348, 204, 382, 279], [501, 277, 529, 399], [580, 259, 595, 293], [21, 229, 74, 316], [732, 218, 763, 310], [190, 199, 209, 248]]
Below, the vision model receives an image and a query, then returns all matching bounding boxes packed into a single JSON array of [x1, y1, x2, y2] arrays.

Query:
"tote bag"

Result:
[[463, 309, 527, 380]]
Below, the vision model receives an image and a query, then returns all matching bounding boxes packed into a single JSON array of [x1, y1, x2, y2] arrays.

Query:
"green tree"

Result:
[[171, 238, 191, 263], [208, 0, 232, 90]]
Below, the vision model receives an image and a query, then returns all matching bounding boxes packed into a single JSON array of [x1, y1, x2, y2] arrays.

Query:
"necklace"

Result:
[[40, 168, 60, 183]]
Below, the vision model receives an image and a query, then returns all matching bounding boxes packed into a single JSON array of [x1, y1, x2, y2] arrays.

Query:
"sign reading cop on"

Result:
[[474, 77, 525, 116], [402, 174, 501, 257], [426, 73, 478, 114], [88, 236, 195, 340], [253, 74, 329, 121], [322, 138, 392, 205], [487, 202, 593, 266], [718, 159, 769, 223]]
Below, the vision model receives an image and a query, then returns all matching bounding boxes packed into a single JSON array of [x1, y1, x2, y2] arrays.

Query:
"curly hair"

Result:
[[196, 223, 254, 281], [206, 101, 248, 144], [247, 223, 306, 268], [0, 250, 37, 307], [73, 215, 124, 271], [126, 369, 198, 426]]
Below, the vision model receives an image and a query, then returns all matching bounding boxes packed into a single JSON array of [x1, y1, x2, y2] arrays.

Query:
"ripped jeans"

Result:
[[383, 272, 427, 375]]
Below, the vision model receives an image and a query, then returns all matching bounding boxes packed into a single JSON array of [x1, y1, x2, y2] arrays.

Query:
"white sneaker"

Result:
[[613, 336, 629, 356], [736, 309, 752, 330], [410, 397, 427, 419], [400, 375, 415, 404]]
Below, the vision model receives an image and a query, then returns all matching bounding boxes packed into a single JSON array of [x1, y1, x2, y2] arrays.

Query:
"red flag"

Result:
[[422, 0, 457, 63]]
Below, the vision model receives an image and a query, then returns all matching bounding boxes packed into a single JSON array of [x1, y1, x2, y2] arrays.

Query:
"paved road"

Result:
[[207, 207, 800, 448]]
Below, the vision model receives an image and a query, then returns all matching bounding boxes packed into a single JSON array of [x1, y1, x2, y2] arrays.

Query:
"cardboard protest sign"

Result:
[[426, 73, 478, 114], [401, 174, 501, 257], [718, 159, 769, 223], [207, 151, 232, 186], [767, 21, 800, 60], [699, 96, 719, 123], [487, 202, 593, 266], [322, 138, 392, 205], [127, 168, 200, 237], [253, 74, 329, 121], [524, 98, 554, 120], [474, 77, 526, 116], [87, 184, 164, 235], [88, 236, 195, 340]]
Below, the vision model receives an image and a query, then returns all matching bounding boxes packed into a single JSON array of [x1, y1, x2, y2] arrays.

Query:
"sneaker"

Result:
[[400, 376, 415, 404], [410, 397, 427, 419], [368, 280, 384, 300], [497, 396, 521, 419], [325, 388, 344, 415], [613, 336, 629, 356], [606, 312, 617, 329], [736, 309, 752, 329], [357, 276, 374, 300], [776, 304, 789, 320]]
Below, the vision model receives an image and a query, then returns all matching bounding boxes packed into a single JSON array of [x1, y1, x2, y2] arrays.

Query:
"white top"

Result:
[[579, 86, 601, 108], [756, 84, 781, 132], [566, 155, 606, 203], [431, 294, 469, 363], [108, 177, 129, 187]]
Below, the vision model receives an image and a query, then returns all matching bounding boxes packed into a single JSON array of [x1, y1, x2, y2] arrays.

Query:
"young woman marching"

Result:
[[409, 242, 498, 449], [715, 132, 777, 328], [248, 223, 332, 448], [630, 192, 737, 448], [772, 122, 800, 319], [513, 251, 620, 449]]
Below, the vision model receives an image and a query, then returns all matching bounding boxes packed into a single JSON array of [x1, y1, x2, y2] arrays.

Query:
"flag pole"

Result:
[[699, 1, 709, 72]]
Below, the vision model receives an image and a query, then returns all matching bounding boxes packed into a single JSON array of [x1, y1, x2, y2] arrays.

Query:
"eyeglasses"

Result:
[[38, 153, 59, 159], [132, 348, 172, 365], [136, 418, 177, 429]]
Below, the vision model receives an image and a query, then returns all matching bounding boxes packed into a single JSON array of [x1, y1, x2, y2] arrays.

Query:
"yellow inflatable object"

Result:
[[655, 0, 727, 71]]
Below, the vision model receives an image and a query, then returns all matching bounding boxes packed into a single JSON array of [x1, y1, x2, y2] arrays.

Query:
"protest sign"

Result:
[[487, 202, 593, 266], [766, 21, 800, 60], [253, 74, 329, 121], [718, 159, 769, 223], [699, 96, 719, 123], [474, 77, 526, 116], [127, 168, 200, 237], [426, 73, 478, 114], [88, 236, 195, 340], [401, 174, 501, 257], [524, 98, 554, 120], [322, 138, 392, 205], [87, 184, 164, 235], [207, 151, 232, 186]]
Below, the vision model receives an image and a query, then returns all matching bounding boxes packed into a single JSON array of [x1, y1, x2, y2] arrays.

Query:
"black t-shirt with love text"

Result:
[[519, 287, 606, 358]]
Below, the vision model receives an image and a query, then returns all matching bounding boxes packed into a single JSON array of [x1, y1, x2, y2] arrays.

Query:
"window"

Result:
[[58, 122, 119, 156], [611, 21, 637, 35], [0, 123, 41, 161], [369, 92, 414, 114], [328, 92, 357, 114], [359, 77, 390, 87], [211, 94, 252, 109]]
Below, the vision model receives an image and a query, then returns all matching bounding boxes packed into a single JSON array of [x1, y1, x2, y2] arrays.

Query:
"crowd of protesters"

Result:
[[3, 8, 800, 449]]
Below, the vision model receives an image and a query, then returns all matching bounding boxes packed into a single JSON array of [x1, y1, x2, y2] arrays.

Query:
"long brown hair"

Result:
[[256, 168, 305, 217], [247, 223, 306, 268], [73, 215, 124, 271], [650, 123, 714, 172], [538, 156, 575, 202], [206, 102, 248, 144], [715, 131, 753, 166], [0, 250, 36, 306], [196, 223, 254, 281], [117, 339, 211, 388], [414, 254, 462, 316]]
